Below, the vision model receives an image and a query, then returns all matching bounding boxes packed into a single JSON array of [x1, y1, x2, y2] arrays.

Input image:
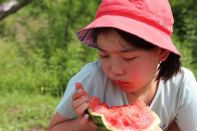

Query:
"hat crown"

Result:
[[96, 0, 174, 36]]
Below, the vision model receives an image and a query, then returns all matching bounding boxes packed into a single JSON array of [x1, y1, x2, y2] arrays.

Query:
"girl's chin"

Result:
[[114, 80, 138, 92], [117, 84, 137, 93]]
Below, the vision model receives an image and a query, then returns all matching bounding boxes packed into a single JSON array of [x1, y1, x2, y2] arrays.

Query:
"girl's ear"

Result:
[[159, 49, 170, 62]]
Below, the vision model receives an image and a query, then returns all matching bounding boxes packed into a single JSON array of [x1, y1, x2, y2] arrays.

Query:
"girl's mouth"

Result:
[[114, 80, 136, 92], [114, 80, 131, 87]]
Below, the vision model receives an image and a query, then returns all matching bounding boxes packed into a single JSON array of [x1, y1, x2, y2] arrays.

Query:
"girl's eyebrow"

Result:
[[97, 45, 137, 52]]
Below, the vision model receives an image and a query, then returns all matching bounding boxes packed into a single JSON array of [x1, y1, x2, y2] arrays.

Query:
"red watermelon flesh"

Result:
[[88, 97, 160, 131]]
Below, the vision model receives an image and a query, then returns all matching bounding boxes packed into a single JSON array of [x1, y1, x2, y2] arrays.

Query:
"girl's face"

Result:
[[97, 29, 162, 93]]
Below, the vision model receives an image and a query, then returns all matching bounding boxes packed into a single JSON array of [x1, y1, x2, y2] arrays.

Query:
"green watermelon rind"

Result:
[[88, 108, 161, 131], [88, 108, 114, 131]]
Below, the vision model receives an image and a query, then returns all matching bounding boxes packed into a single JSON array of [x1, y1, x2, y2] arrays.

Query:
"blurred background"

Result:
[[0, 0, 196, 130]]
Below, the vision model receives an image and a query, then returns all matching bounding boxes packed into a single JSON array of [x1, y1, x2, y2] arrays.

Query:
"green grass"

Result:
[[0, 93, 60, 131]]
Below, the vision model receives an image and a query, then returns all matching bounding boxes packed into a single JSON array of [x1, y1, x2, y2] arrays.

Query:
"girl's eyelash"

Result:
[[99, 54, 109, 58], [100, 55, 108, 58], [124, 57, 137, 61]]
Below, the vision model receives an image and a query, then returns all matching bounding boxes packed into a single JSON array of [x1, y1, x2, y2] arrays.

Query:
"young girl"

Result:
[[48, 0, 197, 131]]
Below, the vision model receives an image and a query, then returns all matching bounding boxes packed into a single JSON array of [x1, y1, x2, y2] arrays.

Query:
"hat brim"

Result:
[[77, 15, 180, 56]]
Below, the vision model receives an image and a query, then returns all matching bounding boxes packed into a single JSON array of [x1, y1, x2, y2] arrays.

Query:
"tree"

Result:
[[0, 0, 32, 20], [170, 0, 197, 74]]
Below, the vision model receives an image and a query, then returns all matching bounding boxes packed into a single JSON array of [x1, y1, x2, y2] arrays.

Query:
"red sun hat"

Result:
[[77, 0, 180, 56]]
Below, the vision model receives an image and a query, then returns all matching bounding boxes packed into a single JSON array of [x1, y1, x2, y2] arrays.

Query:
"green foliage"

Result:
[[0, 93, 60, 131], [171, 0, 197, 75], [0, 0, 5, 4], [0, 0, 99, 96]]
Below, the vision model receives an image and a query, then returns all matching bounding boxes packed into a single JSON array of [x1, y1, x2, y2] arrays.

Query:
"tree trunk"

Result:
[[0, 0, 33, 20]]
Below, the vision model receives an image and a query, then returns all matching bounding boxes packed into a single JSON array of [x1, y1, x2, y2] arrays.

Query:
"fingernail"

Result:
[[77, 89, 83, 93], [75, 82, 81, 88], [83, 114, 89, 119]]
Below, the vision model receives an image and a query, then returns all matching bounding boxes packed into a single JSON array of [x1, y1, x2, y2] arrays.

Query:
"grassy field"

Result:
[[0, 93, 60, 131]]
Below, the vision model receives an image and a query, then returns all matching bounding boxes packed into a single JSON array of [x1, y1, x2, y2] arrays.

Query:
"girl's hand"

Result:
[[72, 82, 97, 130], [155, 127, 162, 131]]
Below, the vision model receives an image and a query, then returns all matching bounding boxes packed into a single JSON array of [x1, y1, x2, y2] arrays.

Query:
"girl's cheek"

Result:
[[100, 60, 112, 75], [101, 61, 110, 73], [100, 58, 111, 67]]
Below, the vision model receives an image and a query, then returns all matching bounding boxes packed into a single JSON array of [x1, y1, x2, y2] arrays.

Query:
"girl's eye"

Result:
[[124, 57, 137, 61], [99, 53, 109, 58], [98, 51, 109, 58], [100, 55, 109, 58]]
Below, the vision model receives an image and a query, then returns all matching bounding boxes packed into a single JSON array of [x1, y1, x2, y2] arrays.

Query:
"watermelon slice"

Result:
[[88, 97, 160, 131]]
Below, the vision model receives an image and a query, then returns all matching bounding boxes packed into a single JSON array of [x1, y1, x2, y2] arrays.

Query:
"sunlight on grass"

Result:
[[0, 93, 60, 131]]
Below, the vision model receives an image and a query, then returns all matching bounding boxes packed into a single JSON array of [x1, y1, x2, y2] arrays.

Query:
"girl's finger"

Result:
[[72, 89, 84, 100], [72, 82, 87, 100], [72, 95, 89, 109], [72, 82, 86, 100], [80, 114, 89, 126], [75, 82, 86, 93], [155, 127, 162, 131], [75, 102, 89, 116]]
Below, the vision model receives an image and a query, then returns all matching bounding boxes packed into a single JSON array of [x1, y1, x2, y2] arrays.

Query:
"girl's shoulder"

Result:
[[175, 66, 197, 93], [156, 66, 197, 106], [167, 66, 196, 85], [68, 60, 109, 95], [152, 67, 197, 128], [69, 61, 103, 82], [180, 67, 195, 77], [160, 66, 197, 100], [78, 61, 103, 75]]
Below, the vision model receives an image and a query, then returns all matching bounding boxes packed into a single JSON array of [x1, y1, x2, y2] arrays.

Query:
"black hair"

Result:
[[92, 27, 181, 82]]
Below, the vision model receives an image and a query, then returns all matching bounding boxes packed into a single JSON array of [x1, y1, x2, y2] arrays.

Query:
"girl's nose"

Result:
[[110, 60, 124, 76]]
